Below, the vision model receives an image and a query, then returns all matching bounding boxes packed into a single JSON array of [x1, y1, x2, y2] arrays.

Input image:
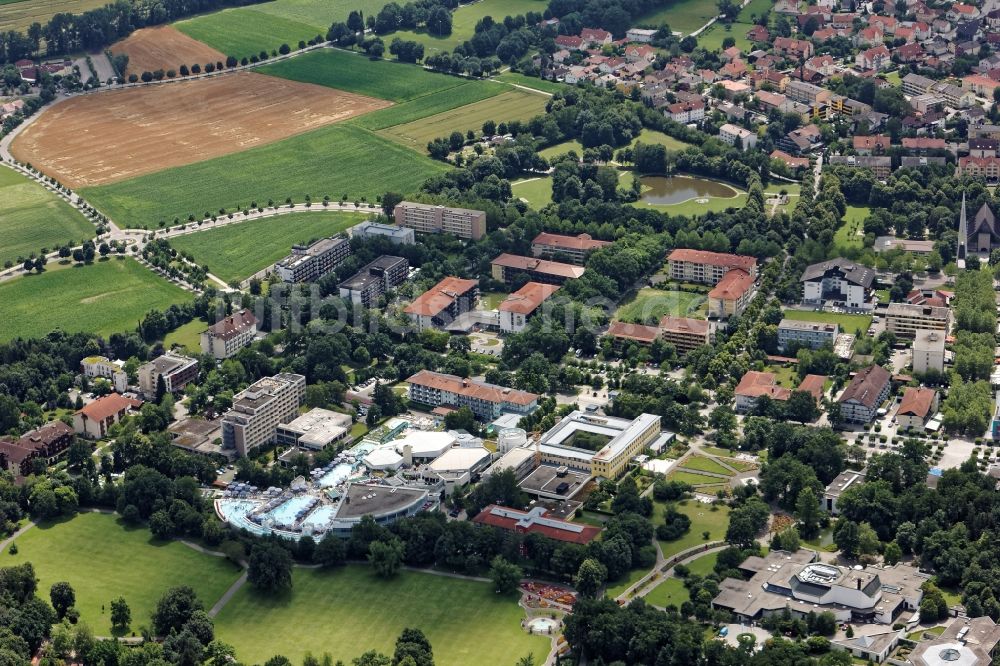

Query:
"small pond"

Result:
[[639, 175, 739, 204]]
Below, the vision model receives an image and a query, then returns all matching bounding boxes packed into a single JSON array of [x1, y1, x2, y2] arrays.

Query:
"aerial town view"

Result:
[[6, 0, 1000, 663]]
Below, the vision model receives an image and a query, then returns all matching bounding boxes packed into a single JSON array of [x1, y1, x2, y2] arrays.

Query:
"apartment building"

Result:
[[406, 370, 539, 420], [530, 232, 611, 265], [902, 72, 936, 97], [73, 393, 143, 439], [338, 255, 409, 308], [837, 365, 891, 424], [896, 387, 938, 430], [912, 329, 945, 374], [885, 303, 950, 339], [800, 258, 875, 310], [957, 156, 1000, 180], [707, 269, 755, 319], [393, 201, 487, 240], [221, 373, 306, 456], [0, 421, 75, 477], [275, 236, 351, 283], [667, 249, 758, 285], [827, 155, 892, 180], [490, 254, 585, 285], [778, 319, 839, 351], [138, 352, 198, 397], [404, 276, 479, 332], [659, 316, 711, 354], [79, 355, 128, 393], [201, 309, 257, 360], [718, 123, 757, 150], [498, 282, 560, 333], [351, 220, 415, 245]]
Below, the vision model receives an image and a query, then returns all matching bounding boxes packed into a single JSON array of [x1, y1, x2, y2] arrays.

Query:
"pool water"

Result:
[[267, 495, 315, 525], [317, 463, 354, 488], [302, 505, 336, 530]]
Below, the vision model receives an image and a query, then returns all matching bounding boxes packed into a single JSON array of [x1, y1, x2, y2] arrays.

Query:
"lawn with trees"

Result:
[[5, 512, 242, 635], [0, 258, 192, 342], [614, 288, 707, 324], [653, 501, 731, 558], [167, 211, 368, 284], [0, 167, 95, 268], [388, 0, 548, 54], [212, 565, 547, 665]]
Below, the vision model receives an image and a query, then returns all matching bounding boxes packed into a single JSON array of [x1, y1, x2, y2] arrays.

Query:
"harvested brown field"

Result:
[[10, 72, 391, 188], [110, 25, 226, 75]]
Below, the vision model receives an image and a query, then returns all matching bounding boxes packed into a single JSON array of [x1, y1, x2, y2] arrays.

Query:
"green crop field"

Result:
[[494, 71, 564, 94], [378, 89, 549, 151], [354, 82, 503, 131], [214, 565, 547, 666], [614, 288, 706, 324], [389, 0, 548, 55], [82, 124, 448, 228], [636, 0, 717, 34], [654, 501, 731, 559], [5, 512, 242, 635], [512, 177, 552, 208], [781, 308, 872, 335], [0, 167, 95, 267], [260, 49, 469, 102], [0, 258, 192, 342], [0, 0, 109, 32], [175, 0, 389, 57], [168, 211, 368, 283]]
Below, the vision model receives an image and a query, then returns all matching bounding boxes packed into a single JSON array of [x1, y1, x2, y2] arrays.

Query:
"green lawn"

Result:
[[0, 258, 192, 342], [480, 292, 506, 309], [696, 22, 752, 53], [679, 455, 733, 476], [833, 206, 870, 254], [168, 211, 368, 283], [494, 71, 564, 94], [645, 551, 720, 607], [767, 364, 799, 388], [213, 565, 547, 666], [629, 130, 693, 152], [614, 287, 706, 324], [605, 564, 651, 599], [635, 0, 718, 34], [5, 512, 242, 635], [354, 82, 504, 131], [666, 470, 723, 486], [388, 0, 548, 55], [163, 318, 208, 353], [654, 501, 731, 559], [378, 88, 549, 152], [175, 0, 389, 57], [781, 309, 872, 336], [0, 166, 95, 267], [82, 123, 448, 228], [512, 177, 553, 208], [539, 140, 585, 160]]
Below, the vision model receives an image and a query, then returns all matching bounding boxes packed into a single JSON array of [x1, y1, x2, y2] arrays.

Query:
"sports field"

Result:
[[378, 89, 549, 152], [0, 167, 95, 267], [0, 258, 192, 341], [109, 25, 226, 75], [636, 0, 717, 34], [780, 308, 872, 335], [653, 501, 730, 559], [81, 123, 447, 228], [213, 566, 547, 665], [175, 0, 388, 57], [168, 211, 368, 283], [389, 0, 547, 54], [0, 0, 108, 32], [12, 72, 389, 188], [5, 512, 242, 635], [614, 288, 706, 324]]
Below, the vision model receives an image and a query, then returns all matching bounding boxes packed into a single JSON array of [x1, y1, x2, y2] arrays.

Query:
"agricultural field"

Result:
[[81, 123, 448, 227], [109, 25, 226, 75], [654, 501, 731, 559], [614, 288, 707, 324], [4, 512, 242, 635], [389, 0, 548, 55], [0, 258, 192, 341], [175, 0, 388, 58], [378, 89, 549, 152], [635, 0, 717, 34], [781, 308, 872, 335], [0, 0, 108, 33], [354, 82, 503, 131], [512, 177, 553, 208], [213, 565, 547, 665], [0, 166, 95, 267], [494, 71, 564, 94], [12, 72, 388, 189], [168, 211, 368, 283]]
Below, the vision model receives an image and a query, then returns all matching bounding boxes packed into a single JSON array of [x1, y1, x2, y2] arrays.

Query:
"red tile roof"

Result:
[[472, 505, 601, 544], [797, 374, 827, 401], [708, 269, 754, 300], [498, 282, 560, 315], [735, 371, 791, 401], [404, 277, 479, 317], [853, 135, 891, 150], [532, 232, 611, 252], [658, 315, 710, 336], [75, 393, 142, 423], [667, 249, 757, 273], [898, 387, 936, 419], [206, 308, 256, 341], [491, 254, 586, 280], [607, 321, 662, 344], [407, 370, 538, 406]]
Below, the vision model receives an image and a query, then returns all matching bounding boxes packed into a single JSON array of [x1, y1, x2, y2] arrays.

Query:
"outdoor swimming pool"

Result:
[[302, 505, 336, 531], [317, 463, 355, 488], [267, 495, 315, 526]]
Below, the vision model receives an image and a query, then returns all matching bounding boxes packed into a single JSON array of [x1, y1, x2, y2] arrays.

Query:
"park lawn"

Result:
[[539, 140, 585, 160], [5, 512, 242, 635], [0, 167, 95, 267], [494, 71, 564, 94], [213, 565, 547, 666], [168, 211, 368, 283], [377, 89, 549, 152], [781, 308, 872, 336], [645, 576, 687, 607], [614, 287, 706, 324], [260, 49, 469, 102], [666, 470, 720, 486], [699, 445, 738, 458], [512, 177, 553, 208], [0, 258, 192, 342], [737, 0, 772, 22], [175, 0, 388, 57], [696, 22, 752, 53], [163, 318, 208, 353], [679, 455, 733, 476], [389, 0, 548, 54], [82, 124, 448, 228], [883, 70, 902, 87], [833, 205, 870, 253], [605, 565, 651, 599], [717, 457, 757, 472], [636, 0, 717, 34], [630, 130, 693, 152], [653, 501, 731, 559]]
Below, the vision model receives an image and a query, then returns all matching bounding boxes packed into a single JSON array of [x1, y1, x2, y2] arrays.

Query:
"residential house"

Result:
[[837, 365, 892, 423], [912, 329, 946, 374], [853, 135, 891, 155], [404, 276, 479, 332], [580, 27, 612, 47], [498, 283, 560, 334], [896, 387, 938, 430], [774, 37, 814, 58], [771, 149, 811, 170], [855, 45, 891, 71], [200, 309, 257, 360], [73, 393, 143, 439]]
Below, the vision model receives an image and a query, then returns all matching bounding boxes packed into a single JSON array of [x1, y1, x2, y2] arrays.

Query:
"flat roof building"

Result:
[[222, 373, 306, 456], [275, 236, 351, 283], [275, 408, 353, 450], [910, 616, 1000, 666], [490, 254, 585, 285], [823, 468, 866, 515], [138, 352, 198, 397], [393, 201, 486, 240], [912, 329, 946, 375], [778, 319, 839, 351], [338, 255, 409, 309], [537, 410, 661, 480], [351, 220, 415, 245], [886, 303, 950, 339], [201, 309, 257, 360], [498, 282, 560, 333], [404, 276, 479, 332]]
